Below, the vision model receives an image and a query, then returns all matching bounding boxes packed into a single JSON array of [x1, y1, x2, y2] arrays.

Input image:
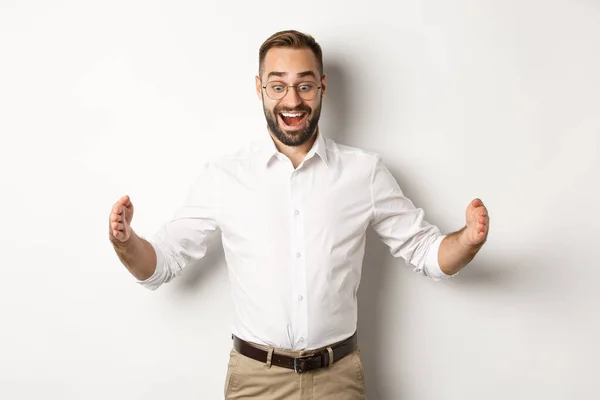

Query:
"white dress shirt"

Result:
[[138, 131, 456, 350]]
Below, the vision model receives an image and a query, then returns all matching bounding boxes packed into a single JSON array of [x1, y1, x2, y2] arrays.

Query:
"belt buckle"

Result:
[[293, 353, 317, 374]]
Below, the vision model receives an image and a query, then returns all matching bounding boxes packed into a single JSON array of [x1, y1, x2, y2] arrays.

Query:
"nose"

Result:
[[281, 86, 302, 108]]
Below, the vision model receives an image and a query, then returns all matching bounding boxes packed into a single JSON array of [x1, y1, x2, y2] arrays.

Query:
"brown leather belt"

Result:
[[232, 331, 358, 373]]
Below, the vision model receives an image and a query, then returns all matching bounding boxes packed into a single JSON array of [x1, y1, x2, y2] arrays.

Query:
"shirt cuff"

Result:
[[135, 241, 165, 290], [423, 234, 458, 281]]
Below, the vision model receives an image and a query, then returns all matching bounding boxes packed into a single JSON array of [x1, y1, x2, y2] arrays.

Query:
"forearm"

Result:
[[438, 227, 485, 275], [110, 229, 157, 281]]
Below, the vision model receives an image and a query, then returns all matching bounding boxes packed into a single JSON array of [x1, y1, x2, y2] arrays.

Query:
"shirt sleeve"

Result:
[[136, 162, 221, 290], [369, 156, 457, 281]]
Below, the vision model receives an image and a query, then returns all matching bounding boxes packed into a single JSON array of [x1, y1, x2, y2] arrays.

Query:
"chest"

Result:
[[218, 163, 373, 243]]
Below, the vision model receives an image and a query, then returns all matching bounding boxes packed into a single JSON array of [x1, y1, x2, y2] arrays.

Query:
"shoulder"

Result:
[[206, 140, 264, 166], [213, 140, 263, 162], [324, 136, 382, 168], [198, 139, 266, 176]]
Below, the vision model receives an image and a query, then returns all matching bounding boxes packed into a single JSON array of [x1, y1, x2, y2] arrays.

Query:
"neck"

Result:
[[269, 128, 319, 169]]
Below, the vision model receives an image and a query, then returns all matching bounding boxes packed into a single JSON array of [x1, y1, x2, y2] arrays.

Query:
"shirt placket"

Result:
[[289, 168, 308, 349]]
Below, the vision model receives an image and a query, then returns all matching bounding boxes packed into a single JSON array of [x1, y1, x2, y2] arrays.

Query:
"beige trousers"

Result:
[[224, 342, 366, 400]]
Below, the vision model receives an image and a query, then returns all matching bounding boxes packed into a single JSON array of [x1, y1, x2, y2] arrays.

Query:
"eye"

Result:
[[298, 84, 313, 92], [270, 84, 285, 92]]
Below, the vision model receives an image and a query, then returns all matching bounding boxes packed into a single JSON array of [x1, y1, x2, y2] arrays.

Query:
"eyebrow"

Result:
[[267, 71, 317, 79]]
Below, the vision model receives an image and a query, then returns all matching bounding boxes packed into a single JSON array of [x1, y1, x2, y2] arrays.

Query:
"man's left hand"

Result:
[[463, 198, 489, 246]]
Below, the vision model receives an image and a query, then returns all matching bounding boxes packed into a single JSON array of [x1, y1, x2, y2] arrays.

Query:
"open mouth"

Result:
[[278, 112, 307, 129]]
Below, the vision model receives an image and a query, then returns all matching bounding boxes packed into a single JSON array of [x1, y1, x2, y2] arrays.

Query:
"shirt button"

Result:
[[294, 210, 300, 216], [298, 295, 303, 301], [296, 252, 302, 258], [299, 337, 305, 343]]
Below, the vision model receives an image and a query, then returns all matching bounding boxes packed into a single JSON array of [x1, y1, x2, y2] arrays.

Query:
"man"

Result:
[[108, 30, 489, 399]]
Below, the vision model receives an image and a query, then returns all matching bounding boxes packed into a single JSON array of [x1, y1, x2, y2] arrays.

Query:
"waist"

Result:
[[231, 321, 358, 351], [232, 331, 358, 373]]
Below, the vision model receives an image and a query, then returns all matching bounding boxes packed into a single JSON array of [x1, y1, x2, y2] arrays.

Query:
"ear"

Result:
[[255, 75, 263, 100], [321, 73, 327, 98]]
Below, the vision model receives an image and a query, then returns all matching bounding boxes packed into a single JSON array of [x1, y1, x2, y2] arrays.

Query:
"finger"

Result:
[[118, 195, 131, 207], [472, 231, 485, 244], [111, 221, 123, 231], [113, 229, 124, 241], [472, 198, 483, 208], [110, 210, 124, 221], [114, 228, 128, 241], [112, 204, 123, 215]]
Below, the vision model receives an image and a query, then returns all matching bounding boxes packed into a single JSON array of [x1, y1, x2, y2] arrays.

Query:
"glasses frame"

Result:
[[261, 80, 322, 101]]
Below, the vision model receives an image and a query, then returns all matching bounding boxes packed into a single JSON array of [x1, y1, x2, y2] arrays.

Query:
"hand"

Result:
[[109, 195, 134, 243], [463, 198, 489, 246]]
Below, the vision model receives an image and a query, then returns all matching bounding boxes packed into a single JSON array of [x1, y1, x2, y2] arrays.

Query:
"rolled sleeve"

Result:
[[423, 234, 458, 281], [370, 155, 455, 281], [135, 162, 220, 290], [135, 241, 167, 291]]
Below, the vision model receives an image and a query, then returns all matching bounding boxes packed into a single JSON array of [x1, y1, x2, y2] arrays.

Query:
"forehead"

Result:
[[262, 47, 320, 79]]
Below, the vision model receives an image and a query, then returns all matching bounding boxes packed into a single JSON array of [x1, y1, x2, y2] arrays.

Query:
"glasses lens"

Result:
[[266, 82, 318, 100], [297, 83, 317, 100], [266, 82, 287, 100]]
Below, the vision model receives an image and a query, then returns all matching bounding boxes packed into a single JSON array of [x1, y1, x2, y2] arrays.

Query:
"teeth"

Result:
[[281, 112, 304, 117]]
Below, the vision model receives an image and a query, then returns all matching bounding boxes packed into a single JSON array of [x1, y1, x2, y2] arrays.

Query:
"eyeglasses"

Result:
[[262, 81, 321, 101]]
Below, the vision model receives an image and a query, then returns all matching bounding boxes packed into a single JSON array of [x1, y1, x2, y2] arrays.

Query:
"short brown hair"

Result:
[[258, 30, 323, 78]]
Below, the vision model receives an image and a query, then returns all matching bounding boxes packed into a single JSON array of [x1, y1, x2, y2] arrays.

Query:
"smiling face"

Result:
[[256, 47, 327, 147]]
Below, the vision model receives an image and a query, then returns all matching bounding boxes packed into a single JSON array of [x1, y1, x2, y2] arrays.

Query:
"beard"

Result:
[[262, 97, 322, 147]]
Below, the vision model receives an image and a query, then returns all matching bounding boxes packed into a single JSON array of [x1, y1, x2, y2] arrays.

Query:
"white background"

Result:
[[1, 1, 599, 399]]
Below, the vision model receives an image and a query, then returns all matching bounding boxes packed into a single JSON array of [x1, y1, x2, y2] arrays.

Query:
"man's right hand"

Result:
[[109, 195, 134, 243]]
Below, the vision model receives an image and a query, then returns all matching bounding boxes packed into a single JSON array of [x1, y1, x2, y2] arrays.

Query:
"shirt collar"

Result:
[[260, 129, 329, 168]]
